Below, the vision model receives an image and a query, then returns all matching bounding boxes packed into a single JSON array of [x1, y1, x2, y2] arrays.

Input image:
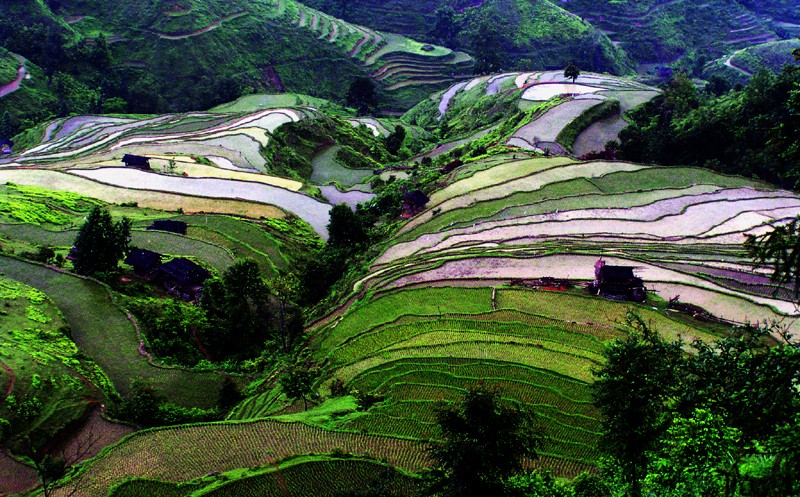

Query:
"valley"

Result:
[[0, 0, 799, 496]]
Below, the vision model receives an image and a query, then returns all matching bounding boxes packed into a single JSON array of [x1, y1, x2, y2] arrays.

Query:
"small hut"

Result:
[[147, 220, 188, 235], [122, 154, 151, 171], [401, 190, 429, 218], [156, 258, 211, 301], [124, 248, 163, 278], [593, 258, 646, 302]]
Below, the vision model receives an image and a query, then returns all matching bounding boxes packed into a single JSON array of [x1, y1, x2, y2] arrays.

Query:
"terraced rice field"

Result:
[[66, 168, 332, 239], [302, 285, 724, 476], [17, 109, 302, 168], [52, 420, 428, 497], [369, 157, 800, 332], [0, 257, 225, 407], [508, 98, 606, 151], [0, 170, 287, 220]]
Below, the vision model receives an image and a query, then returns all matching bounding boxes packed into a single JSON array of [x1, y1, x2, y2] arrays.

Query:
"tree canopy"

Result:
[[72, 206, 130, 276], [564, 63, 580, 83], [426, 384, 542, 497], [346, 76, 378, 115]]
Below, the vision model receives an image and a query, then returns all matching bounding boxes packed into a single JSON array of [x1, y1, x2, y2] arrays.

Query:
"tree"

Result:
[[327, 203, 368, 248], [201, 259, 273, 359], [346, 77, 378, 116], [385, 124, 406, 156], [72, 206, 131, 276], [268, 271, 302, 353], [644, 408, 741, 497], [467, 13, 502, 75], [426, 384, 542, 497], [280, 364, 317, 410], [745, 216, 800, 301], [431, 6, 460, 49], [592, 313, 683, 497], [564, 63, 580, 83]]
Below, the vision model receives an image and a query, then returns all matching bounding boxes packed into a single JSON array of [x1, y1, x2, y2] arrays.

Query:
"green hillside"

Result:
[[0, 0, 473, 123], [303, 0, 633, 75], [704, 39, 800, 84]]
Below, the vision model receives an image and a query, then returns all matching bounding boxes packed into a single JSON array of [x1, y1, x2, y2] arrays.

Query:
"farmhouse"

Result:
[[124, 248, 163, 278], [122, 154, 152, 171], [157, 257, 211, 301], [147, 220, 188, 235], [401, 190, 429, 218], [593, 258, 646, 302]]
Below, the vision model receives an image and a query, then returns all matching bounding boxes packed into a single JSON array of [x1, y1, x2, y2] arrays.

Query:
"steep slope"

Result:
[[303, 0, 633, 75], [559, 0, 781, 66], [704, 39, 800, 84], [0, 0, 473, 115], [403, 71, 658, 157]]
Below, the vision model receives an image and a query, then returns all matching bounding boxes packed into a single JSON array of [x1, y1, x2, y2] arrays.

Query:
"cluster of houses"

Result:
[[69, 219, 211, 301], [124, 220, 210, 301]]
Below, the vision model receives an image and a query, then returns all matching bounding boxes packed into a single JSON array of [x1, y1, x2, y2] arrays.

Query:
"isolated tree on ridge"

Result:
[[564, 62, 580, 83]]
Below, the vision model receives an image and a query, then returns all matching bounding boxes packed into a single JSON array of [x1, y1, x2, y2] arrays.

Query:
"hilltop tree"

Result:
[[564, 62, 580, 83], [72, 206, 131, 276], [426, 384, 542, 497]]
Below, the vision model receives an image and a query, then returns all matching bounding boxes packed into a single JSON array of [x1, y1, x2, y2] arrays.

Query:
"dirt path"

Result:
[[0, 65, 27, 98], [152, 11, 246, 40], [724, 50, 753, 76], [0, 452, 38, 495], [0, 361, 14, 396]]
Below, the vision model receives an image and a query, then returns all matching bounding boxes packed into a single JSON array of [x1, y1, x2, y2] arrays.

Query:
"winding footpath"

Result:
[[0, 65, 27, 98]]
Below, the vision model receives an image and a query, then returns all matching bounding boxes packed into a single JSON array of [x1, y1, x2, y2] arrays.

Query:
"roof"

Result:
[[122, 154, 150, 166], [158, 258, 211, 286], [598, 265, 637, 281], [147, 220, 187, 235], [402, 190, 429, 205], [124, 248, 162, 270]]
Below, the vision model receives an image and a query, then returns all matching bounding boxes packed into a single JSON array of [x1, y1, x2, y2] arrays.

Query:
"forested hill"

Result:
[[304, 0, 798, 74], [0, 0, 472, 130]]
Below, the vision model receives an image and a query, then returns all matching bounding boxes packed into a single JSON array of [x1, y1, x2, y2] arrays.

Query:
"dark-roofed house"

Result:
[[156, 258, 211, 301], [147, 220, 188, 235], [124, 248, 163, 278], [593, 258, 646, 302], [122, 154, 151, 171], [0, 139, 12, 156], [401, 190, 429, 218]]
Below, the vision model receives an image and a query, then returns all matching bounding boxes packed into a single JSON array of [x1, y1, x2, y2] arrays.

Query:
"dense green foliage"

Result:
[[0, 276, 110, 451], [426, 384, 542, 497], [619, 67, 800, 188], [72, 206, 131, 276], [593, 319, 800, 497], [304, 0, 631, 75]]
